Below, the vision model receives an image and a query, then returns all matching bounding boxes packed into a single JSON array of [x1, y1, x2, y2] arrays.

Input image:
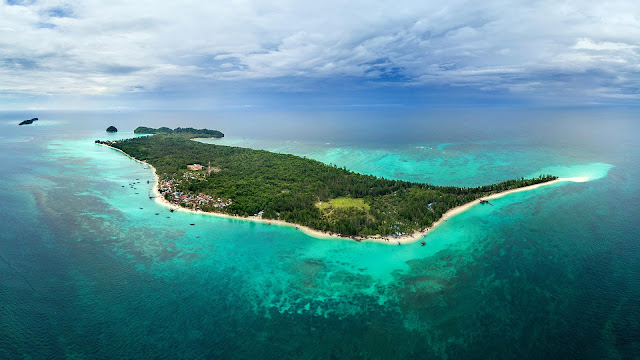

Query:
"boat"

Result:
[[170, 208, 174, 212], [190, 223, 195, 226], [421, 241, 426, 246]]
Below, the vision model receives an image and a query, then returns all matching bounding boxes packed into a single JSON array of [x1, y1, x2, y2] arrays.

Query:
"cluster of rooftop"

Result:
[[158, 167, 232, 211]]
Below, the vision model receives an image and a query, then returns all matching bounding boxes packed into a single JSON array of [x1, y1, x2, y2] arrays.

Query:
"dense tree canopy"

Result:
[[133, 126, 224, 138], [97, 133, 557, 238]]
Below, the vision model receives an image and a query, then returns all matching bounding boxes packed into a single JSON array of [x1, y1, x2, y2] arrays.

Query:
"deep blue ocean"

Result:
[[0, 108, 638, 358]]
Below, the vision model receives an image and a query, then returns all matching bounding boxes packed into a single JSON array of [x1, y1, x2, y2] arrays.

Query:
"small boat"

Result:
[[295, 227, 299, 230], [170, 208, 174, 212], [421, 241, 426, 246], [139, 207, 143, 209], [155, 213, 159, 215], [190, 223, 195, 226], [267, 222, 271, 225]]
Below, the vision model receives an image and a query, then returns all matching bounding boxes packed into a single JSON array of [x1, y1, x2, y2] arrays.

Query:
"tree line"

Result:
[[133, 126, 224, 138]]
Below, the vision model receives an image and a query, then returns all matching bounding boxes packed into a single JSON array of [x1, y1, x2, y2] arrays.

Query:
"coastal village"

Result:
[[158, 164, 232, 211], [93, 140, 233, 212]]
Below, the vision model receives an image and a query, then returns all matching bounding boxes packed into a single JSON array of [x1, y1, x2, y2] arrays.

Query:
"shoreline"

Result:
[[98, 143, 588, 245]]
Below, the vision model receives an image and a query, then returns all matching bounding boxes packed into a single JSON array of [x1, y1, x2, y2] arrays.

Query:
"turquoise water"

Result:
[[200, 137, 613, 186], [1, 110, 639, 358]]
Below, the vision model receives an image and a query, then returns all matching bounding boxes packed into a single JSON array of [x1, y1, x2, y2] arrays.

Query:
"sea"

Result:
[[0, 108, 638, 359]]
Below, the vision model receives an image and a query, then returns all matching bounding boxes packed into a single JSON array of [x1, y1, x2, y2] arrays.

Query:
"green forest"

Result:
[[97, 132, 557, 238], [133, 126, 224, 138]]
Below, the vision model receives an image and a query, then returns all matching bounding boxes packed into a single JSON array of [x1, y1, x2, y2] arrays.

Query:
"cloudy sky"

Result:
[[1, 0, 639, 109]]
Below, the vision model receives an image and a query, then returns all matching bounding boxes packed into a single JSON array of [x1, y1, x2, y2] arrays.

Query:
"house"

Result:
[[187, 164, 203, 171]]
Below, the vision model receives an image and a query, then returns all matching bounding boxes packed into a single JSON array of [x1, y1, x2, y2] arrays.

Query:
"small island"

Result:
[[19, 118, 39, 125], [106, 126, 118, 133], [133, 126, 224, 138], [96, 129, 561, 242]]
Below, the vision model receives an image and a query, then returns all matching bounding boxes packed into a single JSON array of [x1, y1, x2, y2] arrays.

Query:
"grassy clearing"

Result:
[[316, 197, 370, 211]]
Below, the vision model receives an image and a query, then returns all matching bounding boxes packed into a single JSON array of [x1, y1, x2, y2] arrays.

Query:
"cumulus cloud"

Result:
[[0, 0, 639, 104]]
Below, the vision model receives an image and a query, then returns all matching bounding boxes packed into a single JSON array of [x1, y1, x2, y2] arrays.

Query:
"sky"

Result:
[[1, 0, 639, 110]]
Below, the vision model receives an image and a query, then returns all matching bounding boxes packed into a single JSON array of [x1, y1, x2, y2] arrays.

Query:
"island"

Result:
[[18, 118, 39, 125], [106, 126, 118, 133], [133, 126, 224, 138], [95, 129, 564, 243]]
